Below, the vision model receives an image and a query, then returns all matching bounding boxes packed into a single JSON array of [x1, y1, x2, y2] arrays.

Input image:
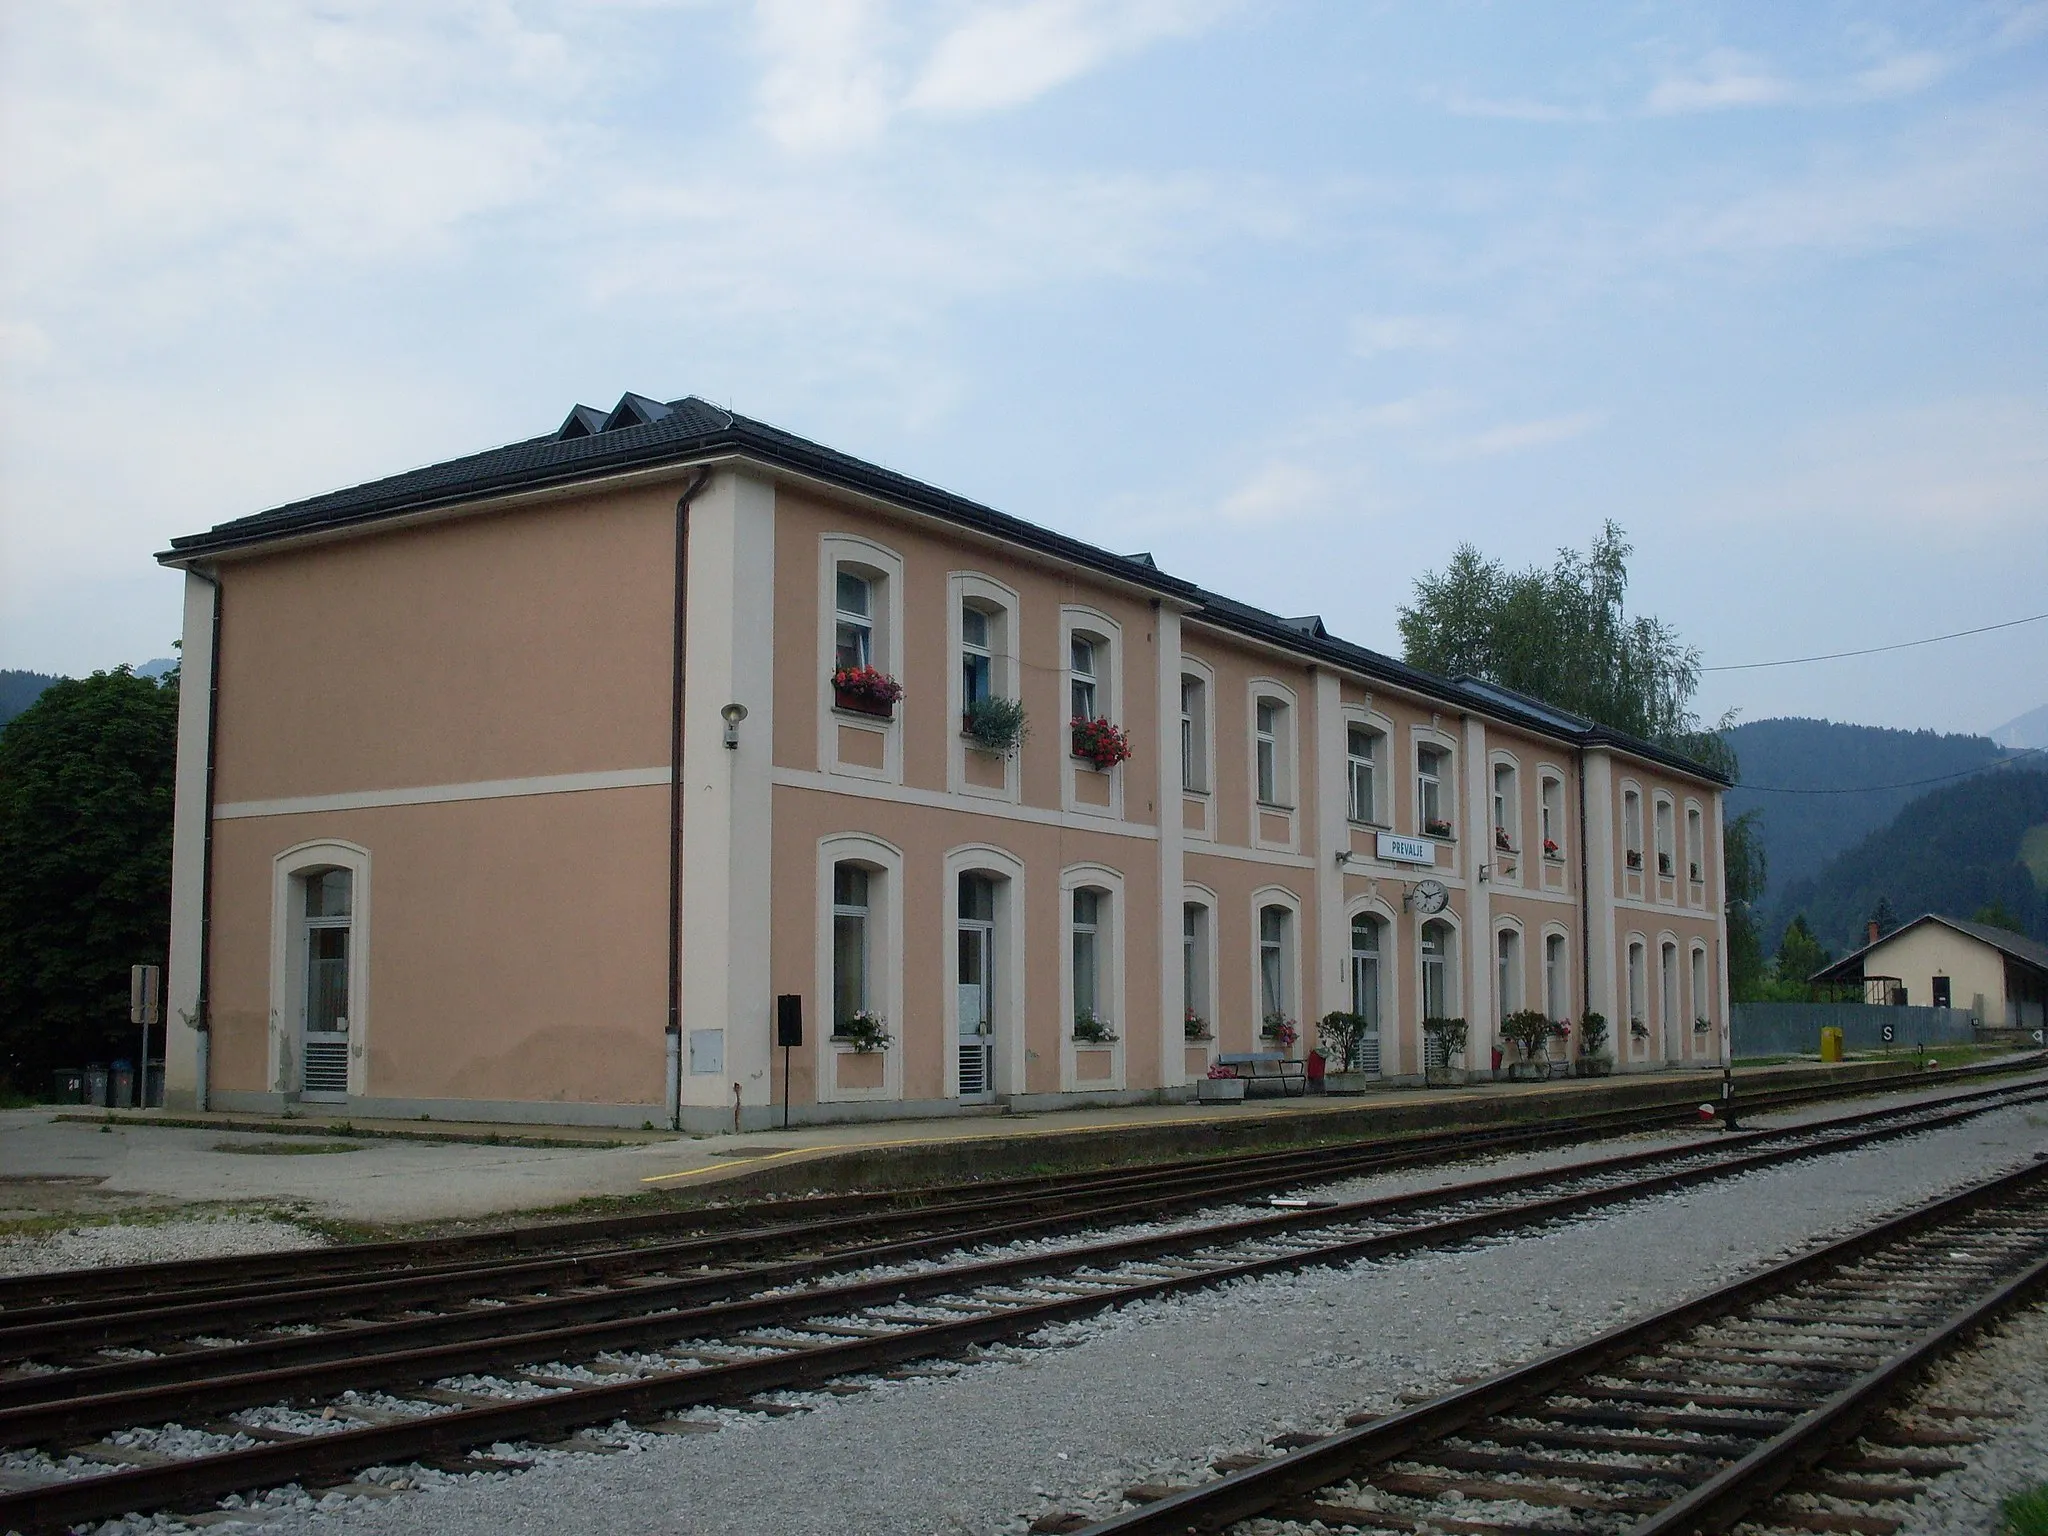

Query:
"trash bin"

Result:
[[84, 1064, 110, 1107], [110, 1059, 135, 1109], [1819, 1026, 1845, 1063], [50, 1068, 89, 1104]]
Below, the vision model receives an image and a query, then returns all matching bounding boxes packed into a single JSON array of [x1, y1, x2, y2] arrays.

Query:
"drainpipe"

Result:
[[667, 468, 714, 1132], [1575, 744, 1591, 1054], [192, 568, 223, 1112]]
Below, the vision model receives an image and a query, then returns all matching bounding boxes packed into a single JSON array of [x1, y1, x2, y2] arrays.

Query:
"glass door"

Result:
[[957, 874, 996, 1100], [301, 869, 352, 1102]]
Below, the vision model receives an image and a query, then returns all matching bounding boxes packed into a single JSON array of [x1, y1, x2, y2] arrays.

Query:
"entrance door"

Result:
[[301, 869, 352, 1102], [957, 874, 996, 1101], [1349, 915, 1382, 1074]]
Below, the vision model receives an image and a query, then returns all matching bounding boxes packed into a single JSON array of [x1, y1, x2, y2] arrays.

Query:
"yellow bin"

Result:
[[1819, 1026, 1845, 1063]]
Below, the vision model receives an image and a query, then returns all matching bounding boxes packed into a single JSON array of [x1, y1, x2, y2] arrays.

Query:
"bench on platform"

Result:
[[1217, 1051, 1307, 1097]]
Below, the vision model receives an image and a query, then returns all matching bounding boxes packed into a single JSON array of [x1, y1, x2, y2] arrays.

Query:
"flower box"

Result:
[[1324, 1070, 1376, 1096], [1196, 1076, 1246, 1103], [1070, 716, 1133, 770], [1625, 849, 1643, 870], [1657, 852, 1674, 876], [1494, 827, 1513, 851], [1507, 1059, 1552, 1082], [1424, 818, 1454, 839], [834, 687, 894, 719]]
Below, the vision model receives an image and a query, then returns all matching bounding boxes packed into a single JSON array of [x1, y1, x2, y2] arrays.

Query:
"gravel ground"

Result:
[[152, 1098, 2044, 1536], [1892, 1302, 2048, 1535], [0, 1215, 323, 1278]]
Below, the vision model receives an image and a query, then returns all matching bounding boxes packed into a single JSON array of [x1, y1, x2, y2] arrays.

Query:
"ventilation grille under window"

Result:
[[303, 1040, 349, 1095]]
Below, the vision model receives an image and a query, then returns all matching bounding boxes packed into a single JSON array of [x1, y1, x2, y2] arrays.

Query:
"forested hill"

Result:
[[1724, 717, 2010, 894], [0, 671, 63, 729], [1770, 768, 2048, 956]]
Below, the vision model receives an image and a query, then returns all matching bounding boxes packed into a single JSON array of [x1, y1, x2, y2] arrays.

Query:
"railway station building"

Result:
[[159, 393, 1731, 1130]]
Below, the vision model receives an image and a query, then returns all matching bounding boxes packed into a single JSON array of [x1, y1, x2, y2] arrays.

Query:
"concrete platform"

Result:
[[10, 1053, 2038, 1230]]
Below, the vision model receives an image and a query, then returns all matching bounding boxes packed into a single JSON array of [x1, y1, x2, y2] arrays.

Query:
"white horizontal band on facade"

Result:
[[770, 767, 1163, 841], [214, 766, 674, 820]]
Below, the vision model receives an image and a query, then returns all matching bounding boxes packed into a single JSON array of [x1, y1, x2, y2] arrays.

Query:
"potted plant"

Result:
[[1576, 1011, 1610, 1075], [1070, 715, 1133, 770], [1693, 1015, 1713, 1037], [1424, 817, 1454, 839], [1657, 851, 1673, 876], [1196, 1060, 1246, 1102], [1422, 1015, 1467, 1084], [1317, 1010, 1375, 1094], [1498, 1009, 1555, 1080], [833, 1010, 893, 1053], [1494, 826, 1513, 852], [962, 696, 1029, 757], [1184, 1009, 1212, 1042], [1260, 1013, 1298, 1050], [1629, 1016, 1650, 1046], [832, 665, 902, 719], [1689, 860, 1702, 882], [1543, 837, 1561, 859], [1625, 848, 1643, 870], [1073, 1008, 1119, 1044]]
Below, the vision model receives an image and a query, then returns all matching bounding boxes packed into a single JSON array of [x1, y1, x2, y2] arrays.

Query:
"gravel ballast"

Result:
[[185, 1098, 2047, 1536], [0, 1216, 323, 1279]]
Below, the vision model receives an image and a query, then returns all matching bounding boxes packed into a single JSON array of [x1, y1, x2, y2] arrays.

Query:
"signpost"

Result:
[[129, 964, 160, 1110], [776, 995, 804, 1130]]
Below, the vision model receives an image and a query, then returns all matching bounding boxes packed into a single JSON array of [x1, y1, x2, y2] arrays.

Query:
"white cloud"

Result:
[[1645, 50, 1795, 115], [753, 0, 897, 151], [1457, 411, 1604, 458], [1215, 460, 1326, 525], [907, 0, 1223, 116], [1349, 313, 1460, 357]]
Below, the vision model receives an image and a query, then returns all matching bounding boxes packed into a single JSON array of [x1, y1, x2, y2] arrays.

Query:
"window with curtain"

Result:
[[835, 571, 873, 671], [832, 864, 870, 1028]]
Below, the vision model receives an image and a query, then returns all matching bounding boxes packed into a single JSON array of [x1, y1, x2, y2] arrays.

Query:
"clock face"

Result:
[[1412, 879, 1449, 914]]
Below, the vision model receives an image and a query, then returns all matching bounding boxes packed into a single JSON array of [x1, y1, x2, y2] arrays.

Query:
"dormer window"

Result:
[[835, 571, 873, 671]]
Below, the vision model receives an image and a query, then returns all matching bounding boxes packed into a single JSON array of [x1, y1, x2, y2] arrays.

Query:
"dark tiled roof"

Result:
[[1813, 913, 2048, 983], [162, 391, 1728, 785]]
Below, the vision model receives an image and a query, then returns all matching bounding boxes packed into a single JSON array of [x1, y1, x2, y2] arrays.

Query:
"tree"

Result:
[[0, 668, 178, 1090], [1773, 915, 1831, 989], [1870, 896, 1898, 938], [1724, 810, 1769, 1001], [1973, 900, 2026, 934], [1398, 522, 1732, 775]]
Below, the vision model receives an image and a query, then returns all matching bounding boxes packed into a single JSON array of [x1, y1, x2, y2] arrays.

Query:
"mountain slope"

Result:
[[1771, 768, 2048, 955], [1993, 703, 2048, 750], [0, 671, 63, 730], [1724, 717, 2009, 895]]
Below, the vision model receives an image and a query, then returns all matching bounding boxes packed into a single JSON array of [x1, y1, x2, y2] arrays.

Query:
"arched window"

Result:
[[1180, 675, 1208, 792], [1690, 944, 1710, 1043], [1686, 805, 1706, 887], [1254, 695, 1294, 806], [1417, 743, 1451, 837], [1655, 797, 1676, 880], [834, 570, 874, 671], [1349, 913, 1383, 1073], [1623, 788, 1644, 872], [1627, 939, 1648, 1044], [1544, 931, 1568, 1021], [961, 602, 995, 708], [1070, 634, 1100, 722], [1492, 761, 1519, 851], [1661, 940, 1680, 1054], [1421, 918, 1459, 1068], [1182, 901, 1211, 1034]]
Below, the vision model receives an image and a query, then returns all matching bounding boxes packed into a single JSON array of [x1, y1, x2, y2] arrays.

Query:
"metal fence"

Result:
[[1730, 1002, 1978, 1060]]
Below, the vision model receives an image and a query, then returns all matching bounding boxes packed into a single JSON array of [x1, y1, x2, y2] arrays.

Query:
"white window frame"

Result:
[[1660, 936, 1681, 1057], [1345, 720, 1385, 826], [818, 534, 905, 784], [1178, 657, 1217, 840], [1685, 800, 1706, 898], [814, 833, 904, 1103], [269, 840, 373, 1102], [1419, 914, 1461, 1066], [1061, 608, 1125, 818], [1539, 770, 1566, 861], [1247, 678, 1299, 851], [1345, 900, 1395, 1075], [1251, 888, 1302, 1036], [1690, 941, 1711, 1056], [1622, 784, 1644, 876], [1626, 935, 1648, 1056], [946, 573, 1022, 802], [1182, 884, 1221, 1070], [1543, 926, 1570, 1022], [1059, 862, 1126, 1091], [1654, 794, 1677, 884], [1495, 921, 1524, 1018], [942, 842, 1028, 1101], [1415, 733, 1454, 840]]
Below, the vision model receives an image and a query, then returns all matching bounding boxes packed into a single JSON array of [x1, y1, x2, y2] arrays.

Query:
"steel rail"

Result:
[[7, 1078, 2041, 1403], [11, 1055, 2035, 1315], [3, 1097, 2041, 1531], [1062, 1161, 2048, 1535]]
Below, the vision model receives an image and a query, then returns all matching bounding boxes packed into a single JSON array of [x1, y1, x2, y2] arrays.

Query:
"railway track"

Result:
[[1064, 1156, 2048, 1536], [1, 1072, 2043, 1533], [8, 1057, 2038, 1320]]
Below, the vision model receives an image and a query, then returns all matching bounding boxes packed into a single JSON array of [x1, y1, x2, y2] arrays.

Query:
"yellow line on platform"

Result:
[[641, 1147, 813, 1184]]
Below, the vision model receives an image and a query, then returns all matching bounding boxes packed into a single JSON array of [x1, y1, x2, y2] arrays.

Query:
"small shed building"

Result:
[[1812, 915, 2048, 1029]]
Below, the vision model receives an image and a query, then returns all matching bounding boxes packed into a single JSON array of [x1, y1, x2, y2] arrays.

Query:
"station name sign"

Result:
[[1376, 832, 1435, 866]]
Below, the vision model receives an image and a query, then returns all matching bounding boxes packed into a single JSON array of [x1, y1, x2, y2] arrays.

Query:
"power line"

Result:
[[1736, 746, 2045, 795], [1703, 612, 2048, 671]]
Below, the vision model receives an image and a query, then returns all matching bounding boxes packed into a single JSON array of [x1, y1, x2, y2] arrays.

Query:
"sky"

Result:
[[2, 0, 2045, 740]]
